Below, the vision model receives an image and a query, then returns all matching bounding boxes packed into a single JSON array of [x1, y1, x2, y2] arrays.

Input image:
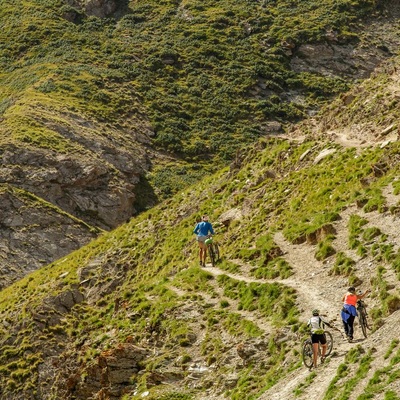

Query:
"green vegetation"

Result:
[[217, 274, 298, 325], [356, 345, 400, 400], [315, 234, 336, 261], [1, 126, 400, 398], [349, 215, 369, 251], [294, 371, 317, 396], [390, 249, 400, 280], [253, 257, 293, 279], [330, 252, 355, 278], [349, 213, 393, 262], [0, 0, 385, 201], [323, 346, 373, 400]]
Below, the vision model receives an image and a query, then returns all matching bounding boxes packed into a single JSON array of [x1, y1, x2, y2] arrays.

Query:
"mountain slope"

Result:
[[0, 184, 98, 289], [2, 1, 400, 399], [1, 0, 400, 287], [2, 74, 400, 398]]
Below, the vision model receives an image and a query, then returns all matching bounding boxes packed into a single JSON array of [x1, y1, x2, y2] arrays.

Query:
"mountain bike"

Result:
[[302, 331, 333, 369], [204, 236, 220, 267], [357, 299, 371, 338]]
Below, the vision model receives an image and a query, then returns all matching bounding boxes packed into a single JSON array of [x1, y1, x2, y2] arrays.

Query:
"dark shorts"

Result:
[[311, 333, 327, 344]]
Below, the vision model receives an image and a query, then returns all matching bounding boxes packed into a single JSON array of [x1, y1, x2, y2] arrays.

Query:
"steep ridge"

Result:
[[1, 0, 400, 291], [2, 134, 400, 399], [3, 57, 400, 399]]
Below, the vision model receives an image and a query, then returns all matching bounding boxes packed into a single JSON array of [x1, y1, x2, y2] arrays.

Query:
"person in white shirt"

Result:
[[307, 309, 334, 368]]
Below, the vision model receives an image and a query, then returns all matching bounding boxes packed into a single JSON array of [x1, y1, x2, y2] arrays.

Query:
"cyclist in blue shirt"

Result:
[[193, 215, 214, 266]]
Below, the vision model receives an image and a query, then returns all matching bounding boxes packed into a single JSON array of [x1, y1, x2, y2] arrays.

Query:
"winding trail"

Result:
[[261, 184, 400, 400], [165, 183, 400, 400], [199, 182, 400, 400], [201, 235, 355, 400]]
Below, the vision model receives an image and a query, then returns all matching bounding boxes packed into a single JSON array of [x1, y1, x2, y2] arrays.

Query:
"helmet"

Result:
[[204, 237, 213, 245], [312, 309, 319, 316], [348, 286, 356, 293]]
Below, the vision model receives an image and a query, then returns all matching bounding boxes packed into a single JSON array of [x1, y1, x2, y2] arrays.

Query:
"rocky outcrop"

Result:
[[64, 0, 119, 18], [0, 187, 98, 288], [84, 0, 118, 18], [32, 288, 85, 330], [66, 344, 148, 399], [0, 108, 153, 230], [0, 146, 135, 229], [291, 42, 386, 80]]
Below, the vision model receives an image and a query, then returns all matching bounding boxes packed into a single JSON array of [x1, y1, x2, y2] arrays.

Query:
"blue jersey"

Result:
[[193, 221, 214, 236]]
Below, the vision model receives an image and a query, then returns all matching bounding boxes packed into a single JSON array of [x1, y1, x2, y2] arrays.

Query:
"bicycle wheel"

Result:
[[363, 310, 372, 331], [209, 245, 216, 267], [213, 243, 220, 261], [323, 331, 333, 356], [302, 340, 314, 368], [359, 311, 367, 338]]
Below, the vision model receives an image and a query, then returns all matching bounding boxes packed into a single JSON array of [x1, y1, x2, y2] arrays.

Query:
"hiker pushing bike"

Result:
[[341, 286, 370, 342], [193, 214, 215, 267], [303, 309, 340, 369]]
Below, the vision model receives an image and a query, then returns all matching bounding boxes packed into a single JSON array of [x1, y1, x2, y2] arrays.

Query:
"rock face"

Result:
[[291, 2, 400, 80], [291, 42, 385, 79], [0, 146, 137, 230], [84, 0, 118, 18], [0, 110, 153, 230], [32, 288, 86, 330], [0, 187, 98, 288], [73, 344, 148, 399], [64, 0, 119, 18]]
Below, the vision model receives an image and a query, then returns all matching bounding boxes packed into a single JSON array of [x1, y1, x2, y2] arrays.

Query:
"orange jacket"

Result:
[[344, 293, 358, 306]]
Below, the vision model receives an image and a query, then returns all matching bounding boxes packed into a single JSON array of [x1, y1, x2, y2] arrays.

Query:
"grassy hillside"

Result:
[[1, 122, 400, 398], [2, 0, 397, 307], [0, 0, 389, 201], [1, 1, 400, 399]]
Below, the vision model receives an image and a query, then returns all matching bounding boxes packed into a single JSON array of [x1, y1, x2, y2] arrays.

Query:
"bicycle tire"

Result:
[[366, 317, 372, 330], [213, 243, 220, 261], [359, 311, 367, 338], [364, 311, 372, 331], [209, 245, 216, 267], [324, 331, 333, 356], [302, 340, 313, 368]]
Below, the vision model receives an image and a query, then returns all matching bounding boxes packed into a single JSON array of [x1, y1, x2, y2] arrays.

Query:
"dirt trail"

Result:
[[261, 184, 400, 400], [202, 237, 356, 400], [258, 232, 356, 400], [203, 263, 335, 324], [200, 182, 400, 400], [273, 231, 346, 321]]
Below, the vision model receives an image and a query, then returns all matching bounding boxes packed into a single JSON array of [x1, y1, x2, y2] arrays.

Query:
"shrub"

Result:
[[330, 252, 355, 276], [315, 235, 336, 261]]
